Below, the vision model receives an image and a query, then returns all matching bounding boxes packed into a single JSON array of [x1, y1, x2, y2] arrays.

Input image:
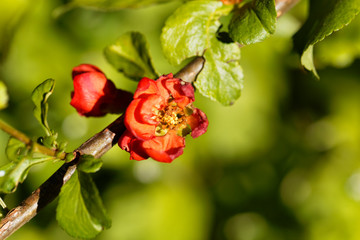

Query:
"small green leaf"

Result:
[[56, 170, 111, 239], [0, 81, 8, 110], [195, 38, 243, 105], [78, 155, 103, 173], [161, 1, 233, 65], [104, 32, 157, 81], [293, 0, 360, 78], [66, 0, 183, 11], [0, 138, 55, 193], [229, 0, 277, 45], [31, 79, 55, 136], [5, 138, 27, 162], [300, 45, 319, 79]]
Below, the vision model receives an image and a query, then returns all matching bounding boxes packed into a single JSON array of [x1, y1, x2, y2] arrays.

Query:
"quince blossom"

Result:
[[119, 74, 208, 163]]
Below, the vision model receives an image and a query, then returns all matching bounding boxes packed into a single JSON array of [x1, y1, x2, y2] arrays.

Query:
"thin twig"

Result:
[[0, 119, 66, 159], [0, 0, 300, 238]]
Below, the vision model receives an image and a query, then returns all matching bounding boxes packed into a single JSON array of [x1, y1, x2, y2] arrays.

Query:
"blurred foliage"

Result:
[[293, 0, 360, 79], [0, 81, 8, 109], [0, 0, 359, 240]]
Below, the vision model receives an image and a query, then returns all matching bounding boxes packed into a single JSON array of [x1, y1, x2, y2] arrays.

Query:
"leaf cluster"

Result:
[[0, 80, 65, 194]]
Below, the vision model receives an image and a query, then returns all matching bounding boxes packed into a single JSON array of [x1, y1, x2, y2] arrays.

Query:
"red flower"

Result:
[[70, 64, 132, 117], [118, 74, 208, 163]]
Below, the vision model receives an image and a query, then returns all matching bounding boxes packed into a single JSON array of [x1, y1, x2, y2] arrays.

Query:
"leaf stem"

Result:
[[0, 118, 66, 159]]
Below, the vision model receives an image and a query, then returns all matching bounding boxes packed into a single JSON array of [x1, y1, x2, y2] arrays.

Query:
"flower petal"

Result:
[[72, 64, 103, 78], [142, 132, 185, 163], [186, 108, 209, 138], [137, 94, 165, 125], [156, 75, 195, 108], [70, 71, 108, 116], [124, 98, 156, 140], [118, 130, 149, 161], [134, 77, 158, 99]]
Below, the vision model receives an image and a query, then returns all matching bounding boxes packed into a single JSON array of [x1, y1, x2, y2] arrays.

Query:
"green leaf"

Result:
[[195, 38, 243, 105], [229, 0, 277, 45], [161, 1, 243, 104], [104, 31, 157, 81], [293, 0, 360, 78], [5, 138, 27, 162], [0, 81, 8, 110], [56, 170, 111, 239], [31, 79, 55, 136], [161, 1, 233, 65], [78, 155, 103, 173], [65, 0, 183, 11], [0, 138, 54, 193]]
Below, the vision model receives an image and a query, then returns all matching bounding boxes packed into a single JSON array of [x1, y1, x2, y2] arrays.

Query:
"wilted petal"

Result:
[[187, 108, 209, 138], [156, 74, 195, 103]]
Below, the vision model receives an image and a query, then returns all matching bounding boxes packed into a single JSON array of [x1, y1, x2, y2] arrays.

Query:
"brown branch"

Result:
[[0, 0, 300, 238]]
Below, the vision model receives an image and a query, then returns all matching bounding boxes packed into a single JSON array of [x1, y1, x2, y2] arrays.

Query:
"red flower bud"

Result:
[[220, 0, 242, 5], [118, 74, 209, 163], [70, 64, 133, 117]]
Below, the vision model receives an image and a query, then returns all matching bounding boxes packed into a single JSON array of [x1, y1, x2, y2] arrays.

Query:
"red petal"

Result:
[[72, 64, 103, 78], [156, 75, 195, 108], [124, 98, 156, 140], [186, 108, 209, 138], [137, 94, 165, 124], [118, 130, 149, 161], [134, 77, 158, 99], [70, 71, 108, 116], [141, 132, 185, 163], [155, 74, 173, 99]]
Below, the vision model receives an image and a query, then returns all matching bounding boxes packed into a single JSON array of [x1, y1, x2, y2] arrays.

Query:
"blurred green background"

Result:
[[0, 0, 360, 239]]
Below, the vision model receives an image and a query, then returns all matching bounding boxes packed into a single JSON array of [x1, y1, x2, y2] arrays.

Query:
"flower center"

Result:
[[154, 99, 191, 137]]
